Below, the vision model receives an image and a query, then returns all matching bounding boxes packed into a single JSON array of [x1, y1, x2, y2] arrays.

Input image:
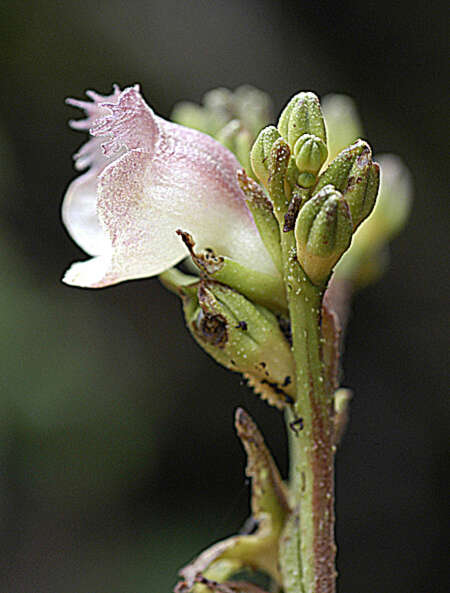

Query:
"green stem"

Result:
[[282, 231, 336, 593], [267, 140, 336, 592]]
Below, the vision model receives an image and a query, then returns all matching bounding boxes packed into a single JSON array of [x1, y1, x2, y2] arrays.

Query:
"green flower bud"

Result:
[[343, 147, 380, 230], [216, 119, 253, 170], [315, 139, 368, 193], [334, 154, 412, 288], [171, 85, 272, 142], [356, 154, 412, 247], [293, 133, 328, 188], [295, 185, 353, 285], [277, 92, 326, 148], [183, 280, 296, 408], [202, 87, 234, 121], [315, 140, 380, 229], [170, 102, 213, 134], [250, 125, 281, 188], [268, 138, 292, 217], [233, 84, 273, 136], [322, 94, 363, 160]]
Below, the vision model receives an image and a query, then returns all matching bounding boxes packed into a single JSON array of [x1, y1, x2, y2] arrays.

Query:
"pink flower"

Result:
[[62, 85, 276, 288]]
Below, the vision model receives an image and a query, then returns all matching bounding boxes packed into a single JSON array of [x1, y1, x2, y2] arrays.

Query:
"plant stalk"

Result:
[[281, 231, 336, 593]]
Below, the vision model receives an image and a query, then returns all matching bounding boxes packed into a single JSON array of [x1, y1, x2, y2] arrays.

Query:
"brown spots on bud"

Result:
[[194, 310, 228, 348], [283, 189, 304, 232], [237, 169, 274, 212]]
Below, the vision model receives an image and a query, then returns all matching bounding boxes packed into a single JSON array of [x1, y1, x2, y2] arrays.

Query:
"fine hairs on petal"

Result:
[[66, 85, 123, 172], [66, 85, 121, 131], [91, 85, 159, 156]]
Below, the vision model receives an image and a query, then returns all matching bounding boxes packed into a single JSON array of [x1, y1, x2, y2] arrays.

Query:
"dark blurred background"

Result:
[[0, 1, 448, 591]]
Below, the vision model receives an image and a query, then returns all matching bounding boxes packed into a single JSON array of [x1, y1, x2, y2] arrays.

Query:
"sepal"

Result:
[[177, 230, 286, 313], [295, 185, 353, 285], [237, 170, 283, 273]]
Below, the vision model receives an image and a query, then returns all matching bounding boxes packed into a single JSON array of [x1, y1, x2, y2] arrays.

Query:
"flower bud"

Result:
[[277, 92, 326, 148], [322, 94, 363, 160], [170, 101, 212, 134], [342, 148, 380, 230], [334, 154, 412, 288], [250, 125, 281, 188], [171, 85, 272, 142], [293, 133, 328, 188], [183, 280, 295, 408], [233, 84, 273, 137], [216, 119, 253, 170], [355, 154, 412, 247], [315, 140, 380, 229], [315, 140, 366, 191], [295, 185, 353, 285]]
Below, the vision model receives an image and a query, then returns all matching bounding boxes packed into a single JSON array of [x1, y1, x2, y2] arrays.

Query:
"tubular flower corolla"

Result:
[[62, 85, 277, 287]]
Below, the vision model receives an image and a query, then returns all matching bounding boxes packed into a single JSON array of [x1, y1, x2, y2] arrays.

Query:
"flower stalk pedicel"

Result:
[[63, 84, 412, 593]]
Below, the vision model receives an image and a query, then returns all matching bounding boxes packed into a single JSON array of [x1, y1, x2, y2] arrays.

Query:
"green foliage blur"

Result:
[[0, 1, 447, 592]]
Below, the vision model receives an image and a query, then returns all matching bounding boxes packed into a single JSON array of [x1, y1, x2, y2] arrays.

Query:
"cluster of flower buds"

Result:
[[250, 92, 381, 286], [171, 85, 272, 171]]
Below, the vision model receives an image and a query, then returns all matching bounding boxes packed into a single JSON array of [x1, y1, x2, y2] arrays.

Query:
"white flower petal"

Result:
[[62, 254, 114, 288], [62, 86, 277, 288], [62, 172, 111, 257]]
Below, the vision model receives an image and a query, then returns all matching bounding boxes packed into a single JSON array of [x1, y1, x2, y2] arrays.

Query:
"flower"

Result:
[[62, 85, 277, 288]]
